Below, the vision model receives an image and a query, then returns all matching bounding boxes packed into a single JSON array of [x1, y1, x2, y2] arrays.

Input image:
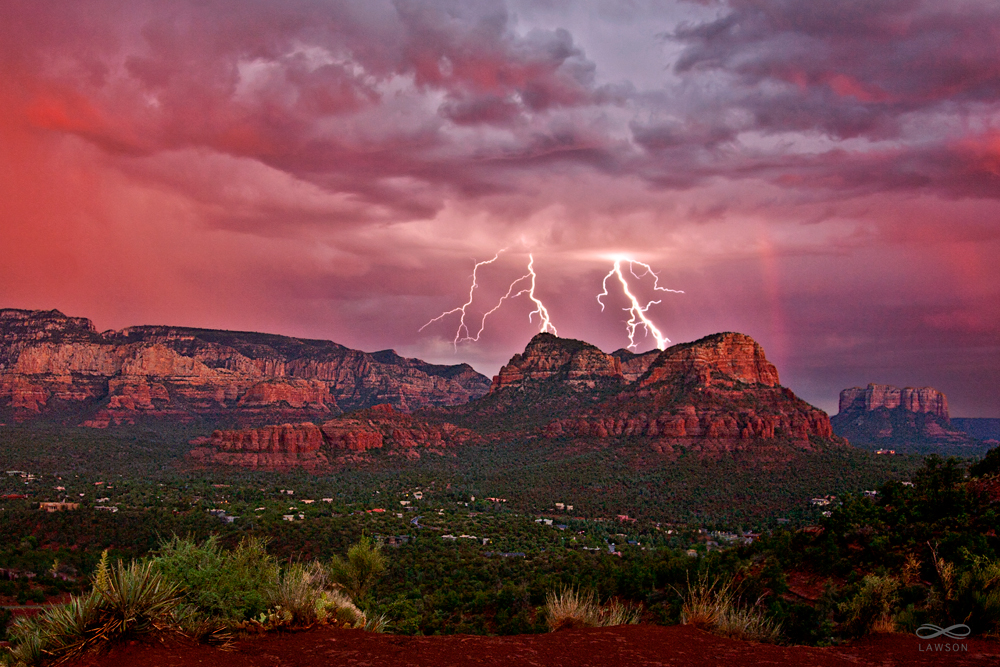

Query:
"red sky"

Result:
[[2, 0, 998, 417]]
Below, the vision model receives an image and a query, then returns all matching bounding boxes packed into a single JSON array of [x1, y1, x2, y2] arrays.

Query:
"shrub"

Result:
[[677, 573, 781, 643], [328, 536, 386, 601], [953, 553, 1000, 634], [261, 562, 373, 631], [151, 535, 279, 622], [839, 575, 899, 636]]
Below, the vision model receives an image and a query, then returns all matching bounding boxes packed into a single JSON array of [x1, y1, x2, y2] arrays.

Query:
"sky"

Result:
[[1, 0, 998, 417]]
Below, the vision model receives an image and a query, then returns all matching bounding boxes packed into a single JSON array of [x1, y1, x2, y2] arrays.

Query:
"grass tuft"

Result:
[[543, 587, 641, 632], [678, 573, 781, 643]]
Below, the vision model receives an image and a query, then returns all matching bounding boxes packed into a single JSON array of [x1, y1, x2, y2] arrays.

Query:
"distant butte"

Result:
[[831, 383, 980, 450]]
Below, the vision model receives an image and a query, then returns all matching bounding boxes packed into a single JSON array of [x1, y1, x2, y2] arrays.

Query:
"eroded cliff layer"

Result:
[[0, 308, 491, 426]]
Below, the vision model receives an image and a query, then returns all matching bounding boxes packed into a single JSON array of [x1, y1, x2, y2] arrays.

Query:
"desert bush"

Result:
[[270, 562, 327, 627], [544, 587, 600, 630], [543, 587, 641, 631], [259, 562, 374, 631], [839, 574, 899, 636], [151, 535, 279, 622], [328, 536, 385, 600], [952, 552, 1000, 634]]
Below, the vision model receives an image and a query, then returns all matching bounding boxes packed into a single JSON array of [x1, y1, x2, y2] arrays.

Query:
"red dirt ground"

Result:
[[57, 624, 1000, 667]]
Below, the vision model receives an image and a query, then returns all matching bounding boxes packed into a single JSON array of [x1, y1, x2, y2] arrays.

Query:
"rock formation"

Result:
[[831, 383, 978, 450], [188, 404, 477, 468], [189, 422, 329, 469], [488, 334, 626, 392], [190, 331, 843, 470], [838, 384, 948, 419], [0, 308, 491, 426], [485, 332, 837, 455]]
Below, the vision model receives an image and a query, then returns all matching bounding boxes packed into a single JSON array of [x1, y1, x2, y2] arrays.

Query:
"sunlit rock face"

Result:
[[0, 308, 491, 426]]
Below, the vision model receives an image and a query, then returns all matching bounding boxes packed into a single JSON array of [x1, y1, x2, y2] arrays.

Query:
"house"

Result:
[[282, 514, 296, 521], [39, 502, 79, 512]]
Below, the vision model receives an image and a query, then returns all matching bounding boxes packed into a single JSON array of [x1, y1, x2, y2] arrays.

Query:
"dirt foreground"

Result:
[[58, 624, 1000, 667]]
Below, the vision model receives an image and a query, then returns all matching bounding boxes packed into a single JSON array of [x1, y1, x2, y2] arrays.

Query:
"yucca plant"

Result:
[[94, 559, 183, 639], [3, 558, 183, 665]]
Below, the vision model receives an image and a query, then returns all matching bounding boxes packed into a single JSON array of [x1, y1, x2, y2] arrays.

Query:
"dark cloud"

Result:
[[1, 0, 998, 416]]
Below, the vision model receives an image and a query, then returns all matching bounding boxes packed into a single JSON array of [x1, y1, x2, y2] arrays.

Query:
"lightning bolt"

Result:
[[598, 259, 683, 350], [526, 254, 557, 335], [419, 250, 506, 348], [422, 251, 557, 349]]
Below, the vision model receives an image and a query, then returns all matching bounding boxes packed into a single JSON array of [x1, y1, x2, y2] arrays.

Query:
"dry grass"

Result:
[[870, 614, 897, 634], [544, 587, 641, 632], [677, 573, 781, 643]]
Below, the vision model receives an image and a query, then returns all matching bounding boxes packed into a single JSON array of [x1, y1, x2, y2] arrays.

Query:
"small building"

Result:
[[39, 502, 80, 512]]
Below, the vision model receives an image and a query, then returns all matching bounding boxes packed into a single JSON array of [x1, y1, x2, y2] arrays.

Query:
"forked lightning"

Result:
[[421, 252, 556, 349], [598, 258, 683, 350]]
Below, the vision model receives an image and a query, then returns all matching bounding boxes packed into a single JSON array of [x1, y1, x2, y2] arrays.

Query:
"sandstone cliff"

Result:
[[189, 422, 329, 469], [0, 308, 491, 426], [831, 383, 978, 450]]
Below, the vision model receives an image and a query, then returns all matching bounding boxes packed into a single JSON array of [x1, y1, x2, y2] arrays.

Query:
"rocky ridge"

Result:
[[0, 308, 491, 426]]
